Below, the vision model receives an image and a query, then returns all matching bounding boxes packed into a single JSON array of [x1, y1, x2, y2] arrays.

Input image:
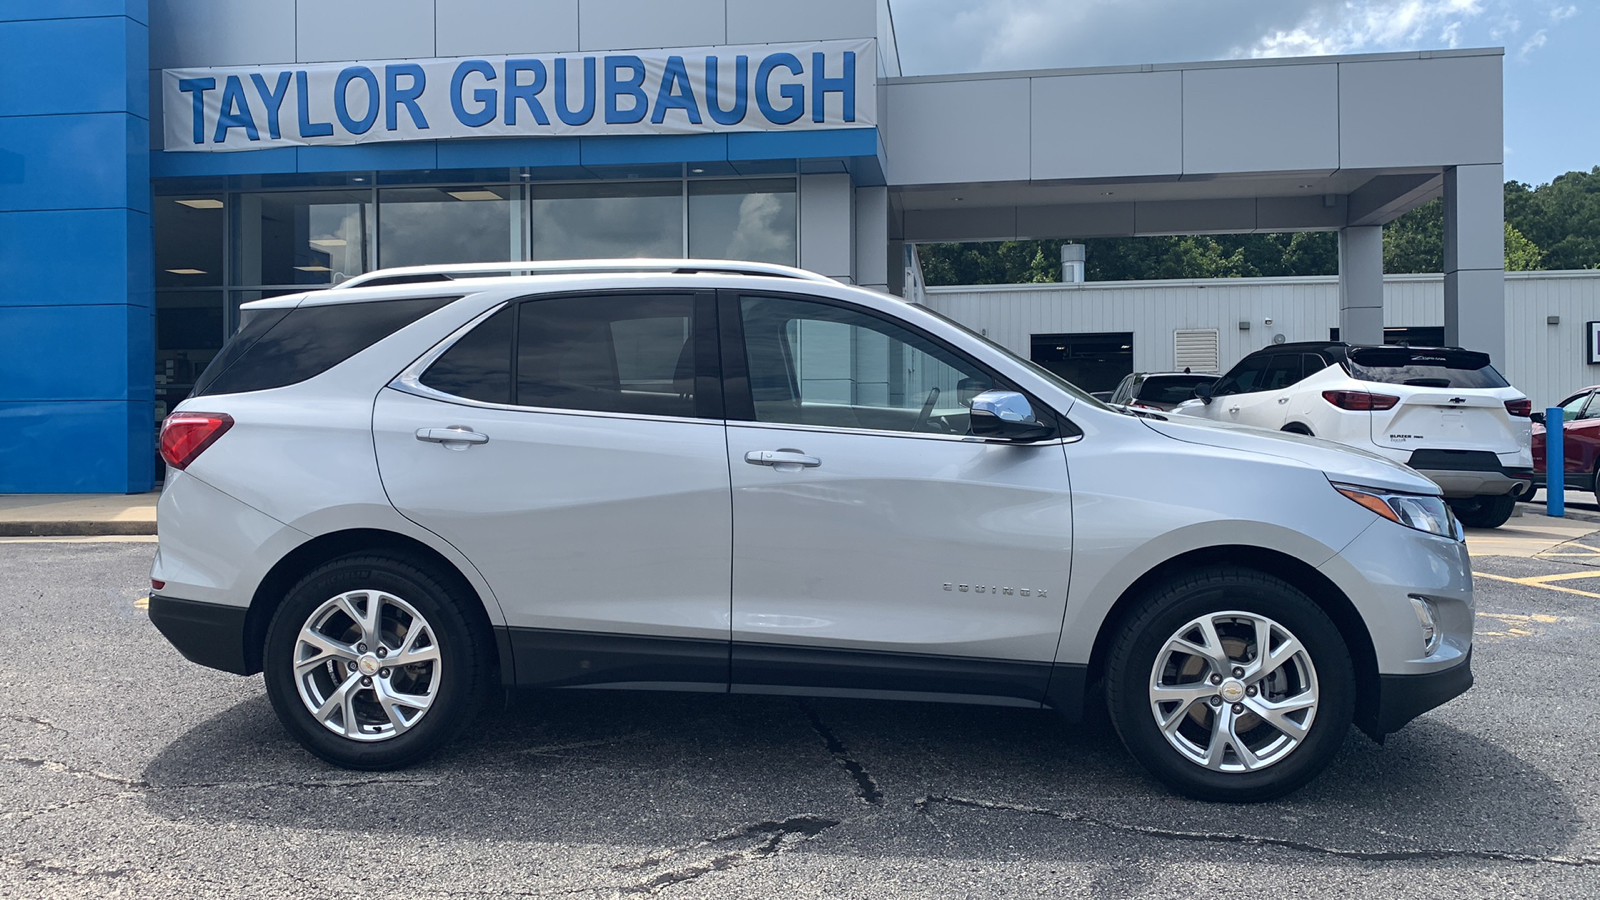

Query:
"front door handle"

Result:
[[745, 449, 821, 468], [1227, 406, 1241, 414], [1278, 397, 1290, 404], [416, 426, 489, 445]]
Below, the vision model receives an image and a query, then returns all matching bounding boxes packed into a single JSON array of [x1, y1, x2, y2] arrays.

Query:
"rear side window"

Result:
[[420, 306, 513, 404], [1345, 348, 1509, 389], [193, 296, 455, 397], [1137, 375, 1215, 405]]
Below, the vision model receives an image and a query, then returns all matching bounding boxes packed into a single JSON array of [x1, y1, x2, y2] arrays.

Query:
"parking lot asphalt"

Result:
[[3, 535, 1600, 899]]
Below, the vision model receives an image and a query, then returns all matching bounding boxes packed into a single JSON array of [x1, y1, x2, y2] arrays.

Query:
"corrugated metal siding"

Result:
[[925, 271, 1600, 409]]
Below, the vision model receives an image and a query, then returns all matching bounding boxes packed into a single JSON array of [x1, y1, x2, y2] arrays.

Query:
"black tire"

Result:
[[1105, 566, 1354, 803], [1448, 493, 1517, 529], [263, 553, 491, 769]]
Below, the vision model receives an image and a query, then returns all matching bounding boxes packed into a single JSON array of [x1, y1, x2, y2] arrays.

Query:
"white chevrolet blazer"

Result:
[[149, 260, 1473, 802]]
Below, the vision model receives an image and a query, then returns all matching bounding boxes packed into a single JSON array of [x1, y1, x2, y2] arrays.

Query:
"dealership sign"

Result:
[[162, 39, 876, 152]]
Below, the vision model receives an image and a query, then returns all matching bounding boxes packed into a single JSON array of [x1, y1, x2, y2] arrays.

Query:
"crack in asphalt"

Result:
[[0, 856, 136, 881], [1, 714, 69, 735], [916, 794, 1600, 867], [3, 754, 437, 796], [616, 816, 841, 895], [3, 790, 144, 823], [799, 702, 884, 805]]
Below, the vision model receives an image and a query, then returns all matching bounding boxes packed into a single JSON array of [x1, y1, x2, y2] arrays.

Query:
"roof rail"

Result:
[[332, 259, 836, 290]]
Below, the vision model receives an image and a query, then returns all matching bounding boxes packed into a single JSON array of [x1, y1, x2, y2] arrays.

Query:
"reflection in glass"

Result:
[[235, 190, 370, 285], [689, 179, 797, 265], [155, 196, 225, 288], [529, 182, 682, 260], [155, 290, 225, 419], [379, 186, 522, 268]]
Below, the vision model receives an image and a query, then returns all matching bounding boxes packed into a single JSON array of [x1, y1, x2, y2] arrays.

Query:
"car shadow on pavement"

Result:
[[140, 688, 1583, 864]]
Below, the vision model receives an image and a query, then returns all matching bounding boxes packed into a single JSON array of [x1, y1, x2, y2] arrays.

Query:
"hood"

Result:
[[1138, 416, 1439, 495]]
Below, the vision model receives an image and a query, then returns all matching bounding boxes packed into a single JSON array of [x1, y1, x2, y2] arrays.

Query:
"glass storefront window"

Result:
[[154, 290, 225, 419], [235, 190, 371, 286], [529, 182, 682, 260], [155, 196, 225, 288], [378, 185, 522, 268], [689, 179, 797, 266]]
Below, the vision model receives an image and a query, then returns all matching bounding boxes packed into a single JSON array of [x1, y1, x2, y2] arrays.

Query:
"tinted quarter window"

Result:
[[516, 294, 699, 417], [420, 306, 513, 404], [193, 295, 455, 397], [1345, 348, 1510, 389]]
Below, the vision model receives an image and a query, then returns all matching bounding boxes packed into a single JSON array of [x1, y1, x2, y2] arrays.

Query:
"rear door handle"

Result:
[[416, 426, 489, 445], [745, 450, 821, 468]]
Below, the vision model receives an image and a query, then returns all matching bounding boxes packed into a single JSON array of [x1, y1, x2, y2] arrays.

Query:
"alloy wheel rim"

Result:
[[293, 590, 442, 742], [1147, 610, 1319, 773]]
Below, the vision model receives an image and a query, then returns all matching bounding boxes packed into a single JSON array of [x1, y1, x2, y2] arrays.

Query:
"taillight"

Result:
[[159, 412, 234, 470], [1322, 390, 1399, 411], [1505, 398, 1532, 417]]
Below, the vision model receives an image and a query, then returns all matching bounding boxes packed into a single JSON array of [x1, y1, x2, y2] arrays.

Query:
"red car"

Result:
[[1524, 386, 1600, 502]]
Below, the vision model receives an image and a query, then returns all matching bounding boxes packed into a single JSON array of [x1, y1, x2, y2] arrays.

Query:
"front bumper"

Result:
[[149, 594, 251, 675], [1368, 649, 1474, 737]]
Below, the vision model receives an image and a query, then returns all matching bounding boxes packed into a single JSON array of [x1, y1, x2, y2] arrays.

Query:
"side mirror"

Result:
[[1530, 411, 1546, 425], [970, 391, 1054, 442], [1193, 382, 1215, 405]]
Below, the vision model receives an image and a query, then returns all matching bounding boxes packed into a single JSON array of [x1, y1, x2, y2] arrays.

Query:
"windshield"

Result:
[[1345, 347, 1509, 389], [917, 306, 1112, 410], [1138, 375, 1218, 405]]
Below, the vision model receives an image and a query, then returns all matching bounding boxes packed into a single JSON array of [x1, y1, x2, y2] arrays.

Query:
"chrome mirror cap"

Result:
[[971, 390, 1036, 424]]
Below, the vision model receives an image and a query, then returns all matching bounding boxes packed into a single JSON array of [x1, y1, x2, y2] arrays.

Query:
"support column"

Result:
[[798, 173, 854, 282], [0, 2, 153, 492], [853, 185, 889, 291], [1338, 225, 1384, 345], [1443, 164, 1505, 361]]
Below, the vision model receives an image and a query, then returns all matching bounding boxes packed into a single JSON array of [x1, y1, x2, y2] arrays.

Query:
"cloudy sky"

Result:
[[890, 0, 1593, 185]]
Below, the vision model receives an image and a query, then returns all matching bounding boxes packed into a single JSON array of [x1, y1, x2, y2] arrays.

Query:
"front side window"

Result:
[[1558, 392, 1594, 422], [516, 294, 701, 418], [738, 295, 1003, 436], [1214, 354, 1273, 396]]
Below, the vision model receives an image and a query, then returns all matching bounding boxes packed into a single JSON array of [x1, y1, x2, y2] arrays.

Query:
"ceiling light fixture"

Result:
[[352, 177, 366, 183], [309, 238, 347, 247], [447, 190, 502, 201], [294, 265, 332, 272], [165, 268, 206, 275], [690, 167, 705, 174], [175, 199, 223, 209]]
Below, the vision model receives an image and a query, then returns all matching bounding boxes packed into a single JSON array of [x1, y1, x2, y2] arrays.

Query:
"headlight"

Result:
[[1333, 483, 1462, 540]]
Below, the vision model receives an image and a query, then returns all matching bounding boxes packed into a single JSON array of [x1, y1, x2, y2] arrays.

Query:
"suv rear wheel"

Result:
[[1447, 493, 1516, 529], [263, 553, 490, 769], [1105, 566, 1354, 802]]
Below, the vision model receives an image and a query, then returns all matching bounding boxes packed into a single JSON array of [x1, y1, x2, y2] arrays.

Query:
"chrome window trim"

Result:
[[726, 419, 1075, 447]]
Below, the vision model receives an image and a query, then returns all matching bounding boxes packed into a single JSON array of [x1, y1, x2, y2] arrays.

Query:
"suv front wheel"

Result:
[[1105, 566, 1355, 802], [263, 553, 490, 769]]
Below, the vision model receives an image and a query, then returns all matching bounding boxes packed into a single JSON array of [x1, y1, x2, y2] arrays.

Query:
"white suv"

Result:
[[1174, 342, 1533, 529], [149, 261, 1473, 802]]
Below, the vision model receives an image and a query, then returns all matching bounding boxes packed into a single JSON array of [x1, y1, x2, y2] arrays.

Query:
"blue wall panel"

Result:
[[2, 0, 153, 492], [0, 1, 146, 25], [436, 137, 582, 169], [0, 401, 150, 493], [0, 114, 145, 212], [727, 128, 879, 161], [0, 305, 149, 402], [151, 148, 299, 178], [579, 133, 728, 167], [298, 142, 439, 173], [0, 209, 153, 306], [0, 17, 141, 116]]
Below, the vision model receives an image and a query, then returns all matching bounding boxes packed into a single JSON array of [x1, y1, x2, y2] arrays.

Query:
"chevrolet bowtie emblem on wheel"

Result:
[[943, 583, 1047, 599]]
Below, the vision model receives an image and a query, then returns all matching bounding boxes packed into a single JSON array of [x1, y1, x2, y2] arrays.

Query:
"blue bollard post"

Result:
[[1547, 407, 1564, 518]]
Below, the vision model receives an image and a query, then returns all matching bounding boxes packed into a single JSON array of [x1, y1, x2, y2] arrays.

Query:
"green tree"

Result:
[[1505, 221, 1544, 271]]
